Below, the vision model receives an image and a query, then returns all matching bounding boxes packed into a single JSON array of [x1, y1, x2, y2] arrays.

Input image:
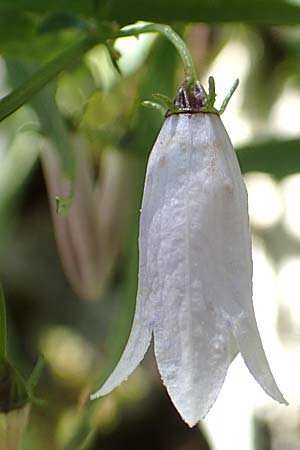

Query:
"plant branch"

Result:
[[0, 35, 97, 123], [0, 22, 197, 124]]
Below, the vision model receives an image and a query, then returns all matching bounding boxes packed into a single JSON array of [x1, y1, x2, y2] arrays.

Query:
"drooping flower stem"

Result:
[[0, 22, 197, 125], [0, 287, 7, 363], [116, 23, 198, 87]]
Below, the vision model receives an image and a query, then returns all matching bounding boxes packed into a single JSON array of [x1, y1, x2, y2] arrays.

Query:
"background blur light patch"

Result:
[[252, 238, 279, 335], [269, 84, 300, 137], [277, 257, 300, 328], [115, 29, 156, 77], [204, 40, 252, 146], [280, 174, 300, 240], [203, 238, 280, 450], [86, 45, 118, 90], [244, 172, 283, 229], [39, 326, 94, 386], [92, 397, 120, 433]]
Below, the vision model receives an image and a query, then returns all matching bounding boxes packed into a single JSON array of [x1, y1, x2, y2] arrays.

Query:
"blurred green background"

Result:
[[0, 2, 300, 450]]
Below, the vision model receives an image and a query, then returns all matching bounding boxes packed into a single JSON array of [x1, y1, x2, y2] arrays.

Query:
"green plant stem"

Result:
[[115, 23, 198, 86], [0, 35, 97, 123], [0, 22, 197, 124], [0, 288, 7, 361]]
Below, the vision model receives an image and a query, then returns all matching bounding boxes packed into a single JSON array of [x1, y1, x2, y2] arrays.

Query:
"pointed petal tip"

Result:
[[90, 390, 102, 401], [232, 315, 289, 409], [274, 390, 289, 406], [185, 420, 199, 428], [163, 388, 212, 428], [90, 391, 100, 400], [89, 374, 129, 401], [259, 383, 288, 407], [179, 406, 210, 428], [182, 415, 202, 428], [258, 374, 288, 407], [89, 318, 152, 403], [242, 350, 289, 407]]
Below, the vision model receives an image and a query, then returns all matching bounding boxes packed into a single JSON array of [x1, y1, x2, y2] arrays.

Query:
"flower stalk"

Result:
[[0, 22, 197, 125], [115, 23, 198, 87]]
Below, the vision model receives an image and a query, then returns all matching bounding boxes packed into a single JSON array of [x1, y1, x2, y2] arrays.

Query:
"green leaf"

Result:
[[237, 138, 300, 179], [0, 288, 7, 362], [0, 35, 96, 129], [5, 59, 76, 210], [39, 13, 89, 33], [0, 11, 36, 44], [2, 0, 300, 25], [0, 11, 84, 62], [0, 1, 94, 15], [106, 0, 300, 25]]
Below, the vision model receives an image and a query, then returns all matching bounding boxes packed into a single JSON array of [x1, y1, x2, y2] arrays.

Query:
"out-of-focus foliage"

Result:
[[2, 0, 300, 27], [0, 2, 299, 450]]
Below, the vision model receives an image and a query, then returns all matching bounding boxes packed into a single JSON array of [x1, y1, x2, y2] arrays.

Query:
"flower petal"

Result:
[[42, 139, 105, 300], [232, 312, 287, 404], [146, 113, 286, 425], [146, 114, 240, 426], [91, 309, 152, 399], [211, 117, 287, 405], [91, 125, 173, 399]]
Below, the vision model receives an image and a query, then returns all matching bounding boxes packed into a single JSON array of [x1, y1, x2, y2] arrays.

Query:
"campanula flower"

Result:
[[91, 79, 287, 426], [43, 140, 133, 301]]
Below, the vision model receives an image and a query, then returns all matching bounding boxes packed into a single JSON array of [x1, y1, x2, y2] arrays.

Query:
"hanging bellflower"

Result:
[[91, 73, 287, 425]]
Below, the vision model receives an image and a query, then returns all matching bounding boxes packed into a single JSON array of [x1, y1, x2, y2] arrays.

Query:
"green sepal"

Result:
[[152, 93, 179, 113], [0, 360, 29, 413], [29, 395, 47, 407], [0, 355, 46, 412], [27, 356, 45, 394], [219, 79, 239, 115], [142, 101, 165, 116], [201, 76, 218, 113], [168, 77, 239, 116], [0, 288, 45, 412], [27, 356, 46, 407]]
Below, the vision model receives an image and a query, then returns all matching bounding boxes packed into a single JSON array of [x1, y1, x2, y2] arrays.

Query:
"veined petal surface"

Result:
[[211, 117, 287, 406], [91, 308, 152, 398], [91, 122, 174, 399], [92, 112, 286, 420], [142, 114, 286, 425]]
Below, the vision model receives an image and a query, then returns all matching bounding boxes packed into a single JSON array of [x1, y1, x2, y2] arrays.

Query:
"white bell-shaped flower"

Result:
[[92, 80, 287, 426]]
